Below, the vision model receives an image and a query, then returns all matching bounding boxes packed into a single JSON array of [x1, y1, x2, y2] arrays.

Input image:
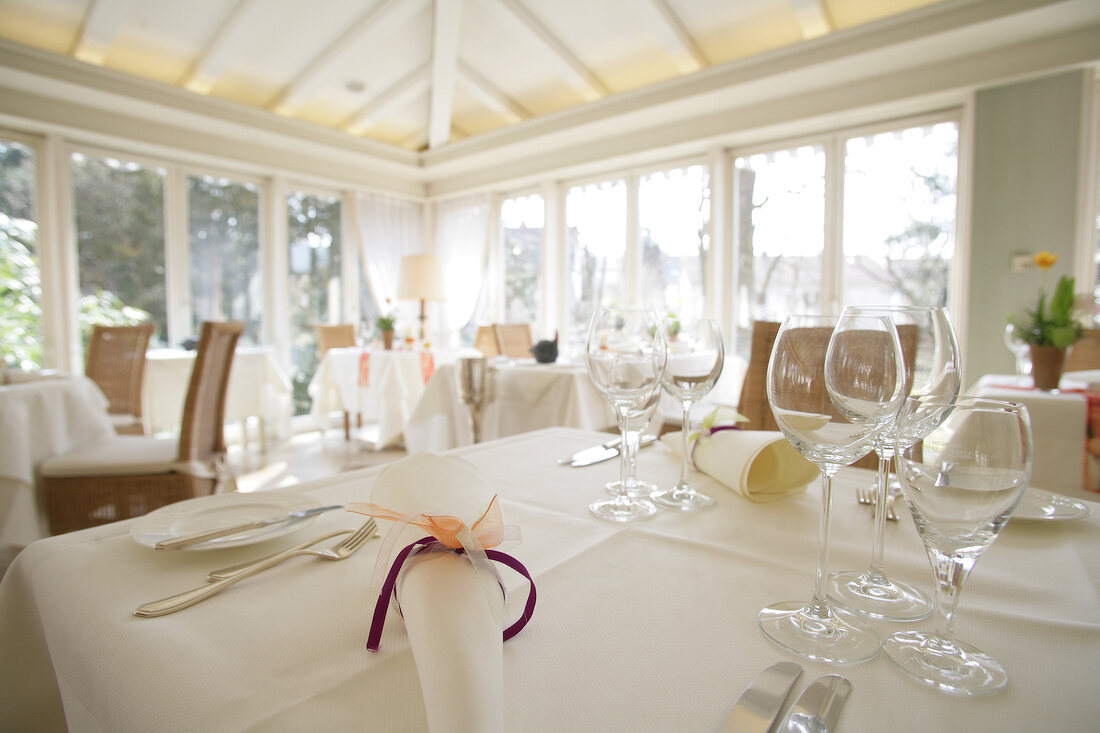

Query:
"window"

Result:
[[501, 194, 544, 324], [0, 138, 40, 369], [71, 152, 166, 343], [188, 174, 261, 342], [287, 191, 342, 415], [639, 165, 710, 321], [566, 180, 626, 351]]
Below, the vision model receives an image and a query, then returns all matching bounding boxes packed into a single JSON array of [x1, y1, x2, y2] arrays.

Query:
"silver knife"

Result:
[[721, 661, 803, 733], [154, 505, 344, 550], [775, 675, 852, 733], [560, 435, 658, 467]]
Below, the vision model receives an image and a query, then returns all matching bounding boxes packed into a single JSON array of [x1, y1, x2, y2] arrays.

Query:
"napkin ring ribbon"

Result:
[[690, 423, 741, 466], [366, 536, 536, 653]]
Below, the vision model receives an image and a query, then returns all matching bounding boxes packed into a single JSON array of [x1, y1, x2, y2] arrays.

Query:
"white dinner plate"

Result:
[[130, 490, 324, 550], [1013, 488, 1092, 522]]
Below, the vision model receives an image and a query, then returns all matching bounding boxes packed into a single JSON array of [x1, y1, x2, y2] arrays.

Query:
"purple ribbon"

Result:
[[366, 536, 537, 653]]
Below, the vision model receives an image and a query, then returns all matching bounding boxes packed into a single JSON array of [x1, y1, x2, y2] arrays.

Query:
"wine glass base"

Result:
[[650, 487, 716, 511], [827, 570, 932, 621], [606, 479, 658, 498], [758, 600, 881, 665], [884, 630, 1008, 696], [589, 497, 658, 523]]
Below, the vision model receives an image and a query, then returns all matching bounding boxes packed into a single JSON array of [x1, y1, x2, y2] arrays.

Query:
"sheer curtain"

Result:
[[347, 191, 425, 315], [433, 193, 493, 334]]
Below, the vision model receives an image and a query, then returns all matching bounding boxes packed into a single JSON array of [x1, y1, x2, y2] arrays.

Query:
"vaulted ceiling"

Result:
[[0, 0, 950, 152]]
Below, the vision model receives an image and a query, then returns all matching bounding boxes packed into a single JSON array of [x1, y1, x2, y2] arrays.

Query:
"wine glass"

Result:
[[827, 306, 960, 621], [651, 318, 724, 511], [758, 313, 905, 664], [605, 388, 660, 497], [886, 396, 1033, 695], [585, 308, 667, 522]]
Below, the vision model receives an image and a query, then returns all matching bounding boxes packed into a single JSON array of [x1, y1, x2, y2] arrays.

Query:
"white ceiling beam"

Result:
[[270, 0, 429, 116], [492, 0, 610, 101], [71, 0, 136, 65], [181, 0, 257, 94], [342, 63, 431, 134], [646, 0, 708, 73], [428, 0, 463, 149], [457, 60, 531, 123], [790, 0, 832, 40]]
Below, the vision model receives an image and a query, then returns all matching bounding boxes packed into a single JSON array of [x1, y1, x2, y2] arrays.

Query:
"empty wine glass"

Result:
[[828, 305, 960, 621], [759, 313, 905, 664], [886, 396, 1033, 695], [606, 388, 660, 497], [651, 318, 724, 511], [585, 308, 667, 522]]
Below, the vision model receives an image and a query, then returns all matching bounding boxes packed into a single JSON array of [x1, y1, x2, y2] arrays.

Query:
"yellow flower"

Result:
[[1033, 251, 1058, 270]]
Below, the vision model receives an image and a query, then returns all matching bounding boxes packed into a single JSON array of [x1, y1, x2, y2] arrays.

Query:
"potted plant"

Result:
[[1006, 251, 1084, 389], [376, 307, 397, 351]]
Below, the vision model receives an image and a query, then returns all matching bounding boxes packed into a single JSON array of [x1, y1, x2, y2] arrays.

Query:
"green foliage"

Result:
[[1008, 275, 1083, 348], [0, 214, 42, 369], [375, 313, 396, 331]]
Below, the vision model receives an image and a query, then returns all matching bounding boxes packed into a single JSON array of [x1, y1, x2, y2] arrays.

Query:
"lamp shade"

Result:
[[398, 254, 447, 301]]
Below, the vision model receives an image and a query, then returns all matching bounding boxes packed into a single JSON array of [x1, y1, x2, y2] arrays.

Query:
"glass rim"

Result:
[[904, 394, 1026, 413]]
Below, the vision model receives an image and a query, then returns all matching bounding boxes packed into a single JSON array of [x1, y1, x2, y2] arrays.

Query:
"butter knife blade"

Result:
[[562, 435, 658, 467], [721, 661, 803, 733], [775, 675, 852, 733], [155, 505, 344, 550]]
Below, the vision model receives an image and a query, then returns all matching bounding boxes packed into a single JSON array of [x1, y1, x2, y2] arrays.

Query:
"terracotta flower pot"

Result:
[[1029, 344, 1066, 390], [382, 330, 395, 350]]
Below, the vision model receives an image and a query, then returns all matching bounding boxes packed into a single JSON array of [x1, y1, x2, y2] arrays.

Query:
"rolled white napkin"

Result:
[[662, 410, 817, 502], [356, 453, 516, 733]]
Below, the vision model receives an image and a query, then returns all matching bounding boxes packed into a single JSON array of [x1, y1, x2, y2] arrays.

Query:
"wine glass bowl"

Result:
[[885, 395, 1032, 695], [585, 309, 667, 522], [651, 318, 724, 511], [827, 305, 960, 622], [758, 313, 905, 664]]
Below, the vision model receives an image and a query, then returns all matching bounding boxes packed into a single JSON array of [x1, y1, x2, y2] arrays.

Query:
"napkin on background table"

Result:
[[351, 454, 521, 733], [661, 407, 818, 502]]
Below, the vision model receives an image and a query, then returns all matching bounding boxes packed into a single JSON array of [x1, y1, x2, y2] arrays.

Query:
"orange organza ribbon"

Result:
[[358, 352, 371, 386], [348, 494, 509, 550], [420, 351, 435, 384]]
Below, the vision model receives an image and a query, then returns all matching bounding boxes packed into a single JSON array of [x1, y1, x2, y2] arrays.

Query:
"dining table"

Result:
[[0, 371, 115, 547], [403, 359, 619, 452], [307, 346, 480, 447], [143, 346, 292, 451], [1, 427, 1096, 732]]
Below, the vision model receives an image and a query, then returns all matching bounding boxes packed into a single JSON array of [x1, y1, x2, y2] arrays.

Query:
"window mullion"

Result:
[[823, 134, 845, 315], [164, 166, 190, 346]]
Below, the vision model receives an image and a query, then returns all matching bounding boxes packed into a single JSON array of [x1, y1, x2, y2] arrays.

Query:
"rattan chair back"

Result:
[[177, 321, 244, 464], [84, 323, 154, 428], [474, 325, 500, 356], [1065, 328, 1100, 372], [316, 324, 356, 355], [737, 321, 781, 431], [495, 323, 533, 359]]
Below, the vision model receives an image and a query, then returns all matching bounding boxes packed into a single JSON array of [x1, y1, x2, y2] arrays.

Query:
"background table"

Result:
[[0, 372, 114, 546], [308, 347, 479, 447], [404, 359, 618, 452], [144, 347, 292, 450], [1, 427, 1097, 731]]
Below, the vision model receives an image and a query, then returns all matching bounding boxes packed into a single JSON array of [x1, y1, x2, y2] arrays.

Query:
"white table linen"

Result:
[[0, 373, 114, 546], [143, 347, 292, 449], [307, 347, 479, 447], [404, 360, 617, 452], [972, 373, 1096, 501], [2, 427, 1098, 732]]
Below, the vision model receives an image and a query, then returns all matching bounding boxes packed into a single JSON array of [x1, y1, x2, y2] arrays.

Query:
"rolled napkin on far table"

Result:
[[349, 453, 535, 733], [661, 407, 818, 502]]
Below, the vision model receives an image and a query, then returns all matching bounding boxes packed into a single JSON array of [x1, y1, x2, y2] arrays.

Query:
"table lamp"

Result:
[[398, 254, 447, 342]]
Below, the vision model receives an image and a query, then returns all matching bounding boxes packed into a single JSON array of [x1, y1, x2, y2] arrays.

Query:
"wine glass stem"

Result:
[[811, 467, 838, 610], [869, 448, 893, 578], [928, 547, 975, 642], [622, 417, 642, 486], [677, 401, 693, 488]]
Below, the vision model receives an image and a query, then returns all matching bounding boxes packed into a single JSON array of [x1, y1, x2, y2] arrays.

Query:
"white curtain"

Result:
[[347, 191, 425, 314], [433, 193, 493, 333]]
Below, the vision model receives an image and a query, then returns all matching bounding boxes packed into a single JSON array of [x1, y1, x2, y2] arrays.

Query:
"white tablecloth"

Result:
[[1, 427, 1097, 731], [144, 347, 292, 449], [404, 359, 617, 452], [0, 373, 114, 546], [307, 347, 480, 447], [972, 373, 1097, 501]]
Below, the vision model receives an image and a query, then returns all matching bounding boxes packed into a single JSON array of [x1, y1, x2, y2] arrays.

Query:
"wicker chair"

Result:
[[315, 324, 359, 439], [84, 323, 155, 435], [494, 323, 534, 359], [40, 321, 244, 535], [1065, 328, 1100, 372], [474, 325, 500, 357]]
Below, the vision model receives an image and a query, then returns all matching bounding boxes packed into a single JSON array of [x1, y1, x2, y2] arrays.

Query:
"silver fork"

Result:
[[855, 485, 898, 522], [134, 518, 378, 618]]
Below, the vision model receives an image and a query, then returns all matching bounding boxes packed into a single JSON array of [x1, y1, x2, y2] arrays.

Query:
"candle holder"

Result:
[[456, 357, 494, 443]]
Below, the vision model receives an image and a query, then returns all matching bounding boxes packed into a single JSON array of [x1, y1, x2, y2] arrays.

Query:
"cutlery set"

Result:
[[721, 662, 851, 733], [558, 434, 658, 467], [135, 517, 378, 617]]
